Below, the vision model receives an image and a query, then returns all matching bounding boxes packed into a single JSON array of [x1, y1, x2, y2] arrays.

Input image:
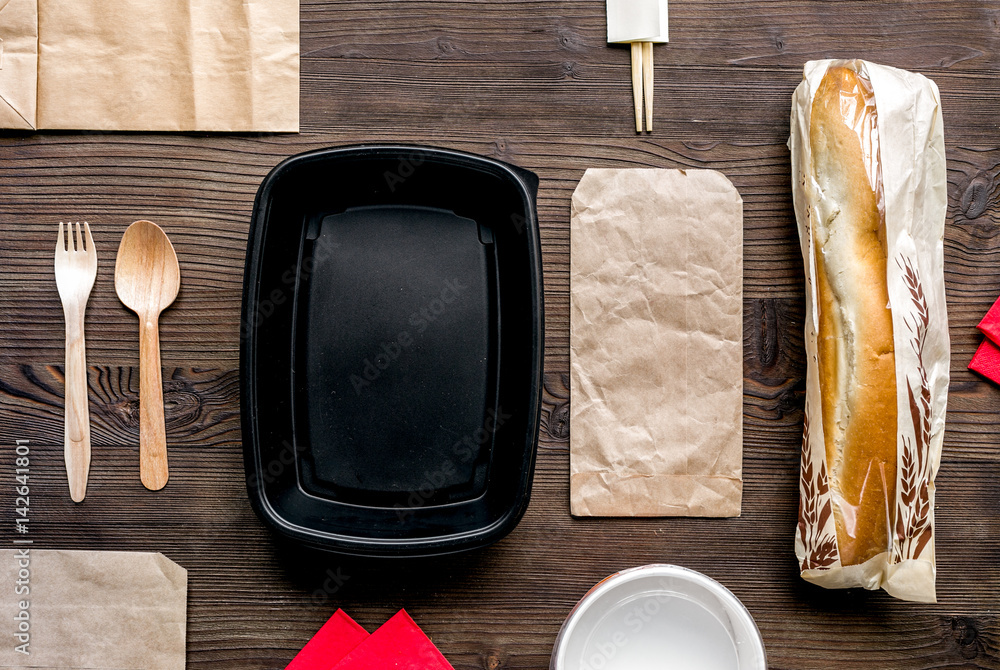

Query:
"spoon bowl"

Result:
[[115, 220, 180, 491], [115, 220, 180, 316]]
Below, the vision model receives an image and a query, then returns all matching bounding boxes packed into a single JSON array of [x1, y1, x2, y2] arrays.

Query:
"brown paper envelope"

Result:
[[35, 0, 298, 132], [0, 0, 38, 130], [0, 549, 187, 669], [1, 0, 297, 132], [570, 168, 744, 517]]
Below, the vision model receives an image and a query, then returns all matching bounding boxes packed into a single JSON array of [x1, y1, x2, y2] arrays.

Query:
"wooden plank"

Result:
[[0, 366, 240, 448], [4, 142, 1000, 368], [1, 435, 998, 668]]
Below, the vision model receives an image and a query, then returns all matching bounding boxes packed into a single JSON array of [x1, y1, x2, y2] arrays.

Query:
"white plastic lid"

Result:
[[551, 565, 767, 670]]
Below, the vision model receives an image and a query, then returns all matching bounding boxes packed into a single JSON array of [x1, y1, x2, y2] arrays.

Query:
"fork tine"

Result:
[[57, 221, 65, 252], [74, 221, 83, 251], [84, 221, 94, 254]]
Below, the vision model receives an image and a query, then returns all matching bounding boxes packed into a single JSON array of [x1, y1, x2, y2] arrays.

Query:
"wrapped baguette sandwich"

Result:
[[789, 59, 949, 603]]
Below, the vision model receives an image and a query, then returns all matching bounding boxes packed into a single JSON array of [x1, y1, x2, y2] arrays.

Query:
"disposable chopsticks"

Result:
[[607, 0, 667, 133], [630, 42, 654, 132]]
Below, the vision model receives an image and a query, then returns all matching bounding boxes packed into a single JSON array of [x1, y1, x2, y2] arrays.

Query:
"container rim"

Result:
[[550, 564, 767, 670]]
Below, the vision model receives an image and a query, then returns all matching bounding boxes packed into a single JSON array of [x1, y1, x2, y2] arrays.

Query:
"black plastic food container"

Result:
[[241, 145, 543, 557]]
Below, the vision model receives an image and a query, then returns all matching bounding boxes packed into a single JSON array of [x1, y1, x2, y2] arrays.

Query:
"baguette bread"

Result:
[[809, 66, 897, 566], [792, 58, 948, 603]]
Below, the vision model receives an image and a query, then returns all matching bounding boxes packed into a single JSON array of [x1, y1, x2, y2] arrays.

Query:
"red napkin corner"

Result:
[[969, 338, 1000, 383], [331, 609, 455, 670], [979, 293, 1000, 345], [286, 609, 369, 670], [970, 294, 1000, 384]]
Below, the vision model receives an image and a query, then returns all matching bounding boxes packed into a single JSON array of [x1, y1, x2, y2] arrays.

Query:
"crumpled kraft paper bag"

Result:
[[0, 0, 298, 131], [0, 549, 188, 669], [790, 59, 949, 603], [0, 0, 37, 130], [570, 168, 744, 517]]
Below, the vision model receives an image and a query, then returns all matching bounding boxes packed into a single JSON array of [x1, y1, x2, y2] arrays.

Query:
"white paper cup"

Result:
[[550, 564, 767, 670]]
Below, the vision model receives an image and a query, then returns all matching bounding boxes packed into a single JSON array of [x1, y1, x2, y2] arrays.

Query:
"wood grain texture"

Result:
[[2, 0, 1000, 667]]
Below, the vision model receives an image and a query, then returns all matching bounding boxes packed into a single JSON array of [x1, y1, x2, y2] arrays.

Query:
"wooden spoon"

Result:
[[114, 220, 180, 491]]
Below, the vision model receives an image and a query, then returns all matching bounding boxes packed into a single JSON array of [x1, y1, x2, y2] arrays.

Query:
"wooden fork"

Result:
[[54, 221, 98, 502]]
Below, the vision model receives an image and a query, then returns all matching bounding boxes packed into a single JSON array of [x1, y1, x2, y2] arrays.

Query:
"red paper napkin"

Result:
[[286, 609, 369, 670], [330, 610, 454, 670], [970, 295, 1000, 384], [979, 294, 1000, 345], [970, 338, 1000, 382]]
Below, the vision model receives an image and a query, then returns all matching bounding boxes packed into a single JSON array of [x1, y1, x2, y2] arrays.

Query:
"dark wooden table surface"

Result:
[[2, 1, 1000, 668]]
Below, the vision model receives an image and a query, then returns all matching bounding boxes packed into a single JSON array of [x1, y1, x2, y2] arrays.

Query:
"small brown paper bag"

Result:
[[570, 168, 744, 517], [0, 0, 298, 131], [0, 549, 187, 669], [0, 0, 37, 130]]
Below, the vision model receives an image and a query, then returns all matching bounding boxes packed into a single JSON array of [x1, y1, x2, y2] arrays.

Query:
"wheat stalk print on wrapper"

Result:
[[789, 59, 949, 602], [893, 256, 933, 563], [797, 405, 839, 570]]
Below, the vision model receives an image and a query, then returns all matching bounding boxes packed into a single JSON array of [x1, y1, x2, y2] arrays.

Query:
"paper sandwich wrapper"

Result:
[[570, 168, 743, 518], [606, 0, 668, 43], [0, 0, 36, 130], [789, 59, 949, 603], [0, 549, 187, 668], [0, 0, 298, 131]]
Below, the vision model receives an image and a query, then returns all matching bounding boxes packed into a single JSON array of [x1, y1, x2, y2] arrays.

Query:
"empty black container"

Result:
[[241, 145, 543, 557]]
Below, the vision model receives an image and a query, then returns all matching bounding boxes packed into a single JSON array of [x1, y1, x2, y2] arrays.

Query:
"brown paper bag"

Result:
[[570, 168, 744, 517], [0, 0, 298, 131], [0, 549, 188, 669], [0, 0, 37, 130]]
